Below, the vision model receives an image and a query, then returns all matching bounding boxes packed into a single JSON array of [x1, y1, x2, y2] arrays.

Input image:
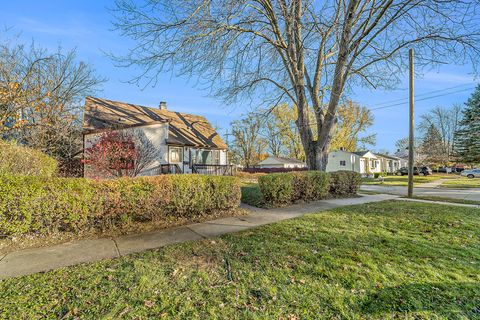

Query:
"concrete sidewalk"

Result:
[[417, 179, 449, 188], [394, 197, 480, 208], [361, 184, 480, 202], [0, 194, 398, 280]]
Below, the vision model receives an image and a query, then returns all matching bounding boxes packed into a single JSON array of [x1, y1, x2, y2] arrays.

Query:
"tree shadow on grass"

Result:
[[360, 282, 480, 319]]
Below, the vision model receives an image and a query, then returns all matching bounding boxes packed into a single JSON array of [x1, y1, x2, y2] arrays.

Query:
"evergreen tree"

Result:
[[454, 85, 480, 164]]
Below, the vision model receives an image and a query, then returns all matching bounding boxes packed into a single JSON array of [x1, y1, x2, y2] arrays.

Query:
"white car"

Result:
[[460, 169, 480, 178]]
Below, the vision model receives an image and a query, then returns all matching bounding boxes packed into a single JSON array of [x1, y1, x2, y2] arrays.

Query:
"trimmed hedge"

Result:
[[0, 174, 240, 237], [329, 171, 362, 196], [258, 170, 361, 206], [0, 140, 58, 177], [258, 173, 295, 206], [259, 171, 330, 206]]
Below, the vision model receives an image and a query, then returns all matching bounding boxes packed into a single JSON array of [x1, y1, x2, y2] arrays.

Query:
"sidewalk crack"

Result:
[[186, 226, 207, 239], [0, 253, 7, 263], [111, 238, 122, 257]]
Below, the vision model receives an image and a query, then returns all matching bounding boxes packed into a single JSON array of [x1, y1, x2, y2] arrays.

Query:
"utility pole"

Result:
[[408, 48, 415, 198]]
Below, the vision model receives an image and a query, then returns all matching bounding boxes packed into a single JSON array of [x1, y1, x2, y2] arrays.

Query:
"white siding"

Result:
[[326, 151, 357, 172]]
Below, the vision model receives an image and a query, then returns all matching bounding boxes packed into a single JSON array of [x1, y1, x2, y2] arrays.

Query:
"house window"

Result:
[[191, 149, 220, 165], [169, 147, 183, 163], [340, 160, 346, 166], [371, 160, 377, 168]]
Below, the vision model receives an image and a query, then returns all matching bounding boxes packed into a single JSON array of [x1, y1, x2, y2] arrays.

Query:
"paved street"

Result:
[[361, 184, 480, 202]]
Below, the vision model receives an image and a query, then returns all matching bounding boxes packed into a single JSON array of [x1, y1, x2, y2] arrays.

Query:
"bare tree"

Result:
[[230, 113, 266, 167], [0, 35, 104, 170], [112, 0, 480, 170], [261, 112, 284, 157], [418, 104, 462, 163]]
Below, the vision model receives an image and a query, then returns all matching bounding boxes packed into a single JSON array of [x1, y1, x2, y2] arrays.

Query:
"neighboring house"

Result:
[[376, 153, 406, 174], [326, 150, 382, 176], [82, 96, 230, 177], [255, 156, 307, 169]]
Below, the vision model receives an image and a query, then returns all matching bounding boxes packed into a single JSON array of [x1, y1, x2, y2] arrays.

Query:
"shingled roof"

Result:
[[82, 96, 227, 149]]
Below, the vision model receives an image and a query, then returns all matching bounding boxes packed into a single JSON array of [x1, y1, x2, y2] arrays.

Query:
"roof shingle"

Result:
[[82, 96, 227, 149]]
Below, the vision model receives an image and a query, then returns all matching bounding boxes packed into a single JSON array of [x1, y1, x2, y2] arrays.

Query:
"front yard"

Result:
[[1, 201, 478, 319], [440, 177, 480, 189], [240, 182, 263, 207], [362, 174, 458, 186]]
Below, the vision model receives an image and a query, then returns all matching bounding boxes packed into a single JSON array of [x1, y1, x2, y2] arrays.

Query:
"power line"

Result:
[[373, 83, 472, 107], [371, 86, 475, 111]]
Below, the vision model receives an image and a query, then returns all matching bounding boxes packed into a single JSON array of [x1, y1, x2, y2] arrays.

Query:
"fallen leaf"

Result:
[[144, 300, 155, 308]]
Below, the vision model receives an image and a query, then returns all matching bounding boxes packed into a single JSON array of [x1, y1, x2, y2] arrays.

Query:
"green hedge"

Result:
[[0, 140, 58, 177], [329, 171, 362, 196], [259, 171, 330, 206], [0, 174, 241, 236], [258, 170, 361, 206], [258, 173, 295, 206]]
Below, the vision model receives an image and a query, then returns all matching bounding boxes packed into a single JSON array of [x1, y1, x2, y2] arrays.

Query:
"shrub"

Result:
[[329, 171, 362, 196], [259, 171, 330, 206], [0, 174, 241, 237], [373, 172, 387, 179], [291, 171, 330, 201], [259, 173, 294, 206], [0, 140, 57, 177]]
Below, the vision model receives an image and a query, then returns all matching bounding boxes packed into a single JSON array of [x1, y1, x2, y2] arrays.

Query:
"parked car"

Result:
[[421, 166, 433, 175], [460, 169, 480, 178], [396, 166, 432, 176]]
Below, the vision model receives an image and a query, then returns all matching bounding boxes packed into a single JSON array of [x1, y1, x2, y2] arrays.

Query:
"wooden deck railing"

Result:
[[191, 164, 236, 176], [154, 164, 183, 175]]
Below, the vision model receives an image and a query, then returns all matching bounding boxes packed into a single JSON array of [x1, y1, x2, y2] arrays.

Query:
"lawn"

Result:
[[405, 195, 480, 205], [362, 174, 457, 186], [240, 182, 263, 207], [440, 177, 480, 189], [1, 201, 479, 319]]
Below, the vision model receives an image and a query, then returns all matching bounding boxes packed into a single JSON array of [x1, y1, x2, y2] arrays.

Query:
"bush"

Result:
[[373, 172, 387, 179], [259, 173, 294, 206], [291, 171, 330, 201], [259, 171, 330, 206], [0, 140, 57, 177], [329, 171, 362, 196], [0, 174, 240, 237]]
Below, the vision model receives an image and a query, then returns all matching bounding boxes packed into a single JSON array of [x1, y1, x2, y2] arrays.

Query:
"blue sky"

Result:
[[1, 0, 477, 152]]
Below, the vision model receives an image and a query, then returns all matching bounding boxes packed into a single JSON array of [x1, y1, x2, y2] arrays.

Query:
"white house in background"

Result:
[[376, 153, 407, 174], [82, 97, 230, 178], [327, 150, 409, 176], [256, 156, 307, 169], [326, 150, 382, 176]]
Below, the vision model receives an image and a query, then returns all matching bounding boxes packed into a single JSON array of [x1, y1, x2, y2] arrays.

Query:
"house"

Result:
[[82, 96, 230, 177], [375, 153, 406, 174], [255, 156, 307, 169], [326, 150, 382, 176]]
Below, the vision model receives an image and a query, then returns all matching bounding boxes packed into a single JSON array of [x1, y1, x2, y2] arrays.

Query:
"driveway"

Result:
[[361, 184, 480, 202]]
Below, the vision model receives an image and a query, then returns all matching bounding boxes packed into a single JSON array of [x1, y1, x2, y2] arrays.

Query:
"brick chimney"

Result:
[[159, 101, 167, 110]]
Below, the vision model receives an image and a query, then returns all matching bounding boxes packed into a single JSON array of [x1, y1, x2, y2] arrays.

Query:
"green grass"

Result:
[[440, 177, 480, 189], [240, 182, 263, 207], [362, 174, 457, 186], [1, 201, 479, 319], [405, 195, 480, 205]]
